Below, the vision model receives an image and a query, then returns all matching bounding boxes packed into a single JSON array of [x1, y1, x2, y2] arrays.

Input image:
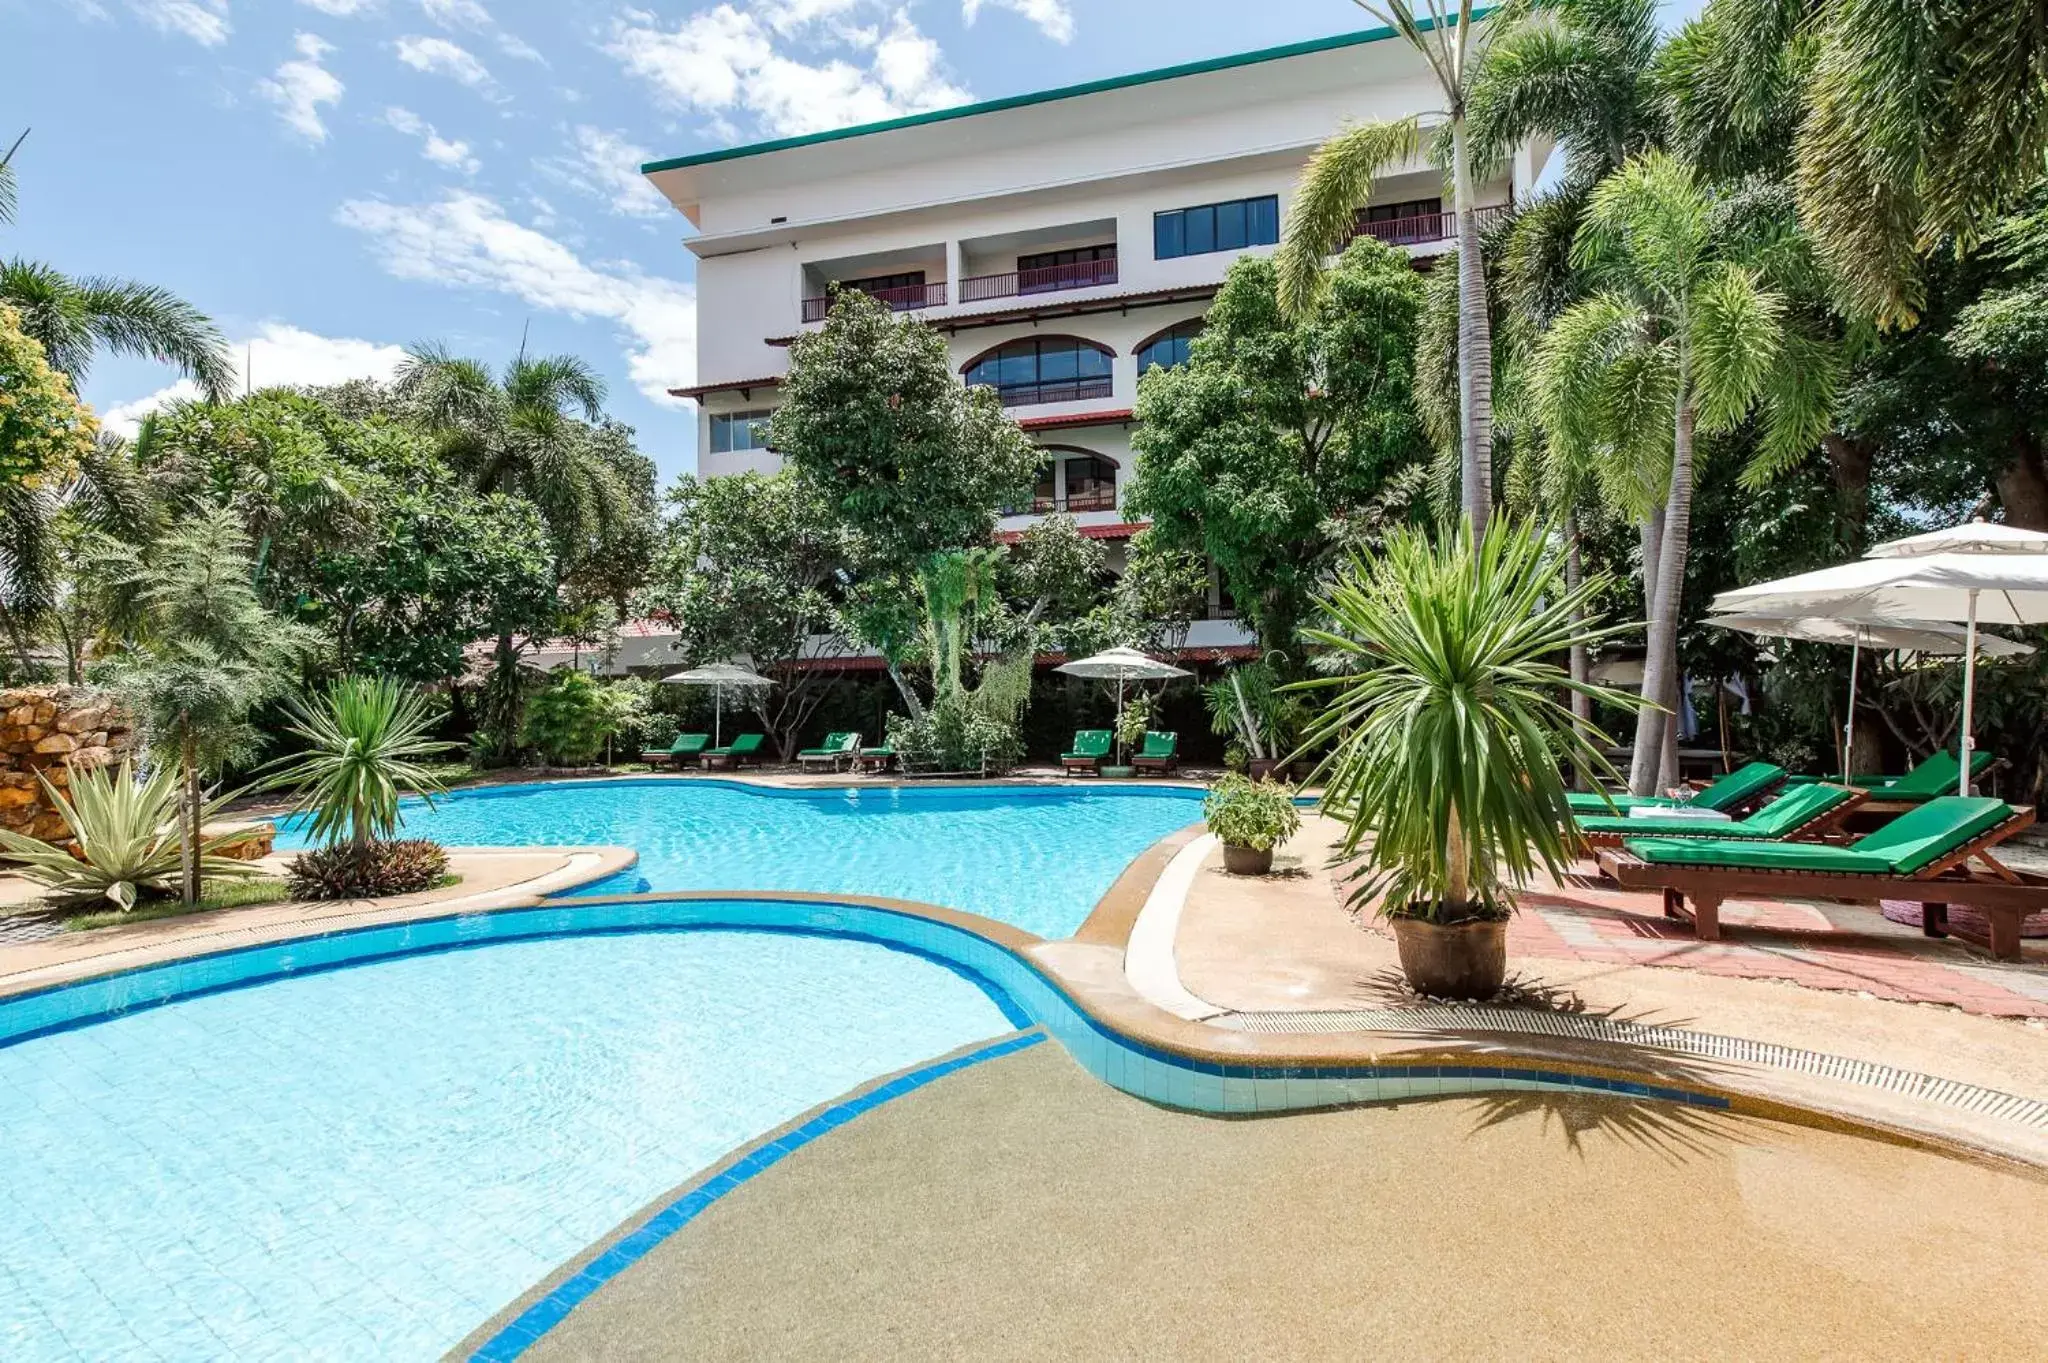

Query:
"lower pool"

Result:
[[278, 779, 1205, 938], [0, 928, 1013, 1361]]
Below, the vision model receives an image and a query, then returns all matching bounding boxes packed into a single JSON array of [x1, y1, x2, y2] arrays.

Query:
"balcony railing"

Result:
[[1003, 487, 1118, 516], [959, 256, 1119, 304], [801, 280, 948, 323], [976, 376, 1115, 408], [1352, 204, 1511, 247]]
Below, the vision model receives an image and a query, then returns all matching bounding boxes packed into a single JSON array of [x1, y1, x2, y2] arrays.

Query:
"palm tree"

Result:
[[262, 676, 456, 851], [0, 259, 234, 402], [1534, 152, 1806, 794], [1275, 0, 1517, 536]]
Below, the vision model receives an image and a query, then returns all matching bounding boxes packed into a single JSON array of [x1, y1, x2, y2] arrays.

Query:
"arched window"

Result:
[[1134, 320, 1204, 375], [1060, 453, 1118, 512], [963, 336, 1114, 407]]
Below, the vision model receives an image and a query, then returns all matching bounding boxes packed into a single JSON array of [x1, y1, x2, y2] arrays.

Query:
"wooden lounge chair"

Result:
[[641, 733, 709, 769], [1130, 730, 1179, 775], [702, 733, 767, 770], [1575, 782, 1864, 849], [1061, 729, 1113, 775], [1596, 796, 2043, 959], [853, 745, 896, 775], [797, 731, 860, 772], [1852, 748, 1998, 810], [1567, 760, 1787, 817]]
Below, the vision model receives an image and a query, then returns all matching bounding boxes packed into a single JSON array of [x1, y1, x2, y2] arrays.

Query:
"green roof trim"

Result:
[[640, 17, 1459, 176]]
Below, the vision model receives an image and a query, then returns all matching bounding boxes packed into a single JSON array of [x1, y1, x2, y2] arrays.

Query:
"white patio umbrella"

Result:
[[1055, 646, 1190, 764], [658, 661, 773, 747], [1707, 614, 2034, 781], [1710, 521, 2048, 794]]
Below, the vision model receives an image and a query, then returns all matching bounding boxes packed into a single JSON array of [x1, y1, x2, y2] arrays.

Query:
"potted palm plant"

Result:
[[1202, 773, 1301, 875], [1293, 520, 1636, 999]]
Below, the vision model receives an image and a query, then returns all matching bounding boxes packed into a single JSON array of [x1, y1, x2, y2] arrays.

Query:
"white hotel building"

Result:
[[640, 22, 1548, 655]]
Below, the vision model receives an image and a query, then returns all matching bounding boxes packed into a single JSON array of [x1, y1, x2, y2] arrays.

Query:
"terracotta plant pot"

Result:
[[1221, 843, 1274, 875], [1389, 914, 1507, 1000], [1247, 758, 1291, 783]]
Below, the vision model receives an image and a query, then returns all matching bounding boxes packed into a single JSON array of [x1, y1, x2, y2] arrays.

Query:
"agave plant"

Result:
[[0, 760, 259, 910], [1292, 518, 1641, 924], [262, 676, 457, 849]]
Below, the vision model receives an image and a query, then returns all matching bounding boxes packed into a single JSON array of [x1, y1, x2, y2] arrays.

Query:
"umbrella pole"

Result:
[[1843, 637, 1861, 784], [1959, 590, 1979, 797], [1116, 675, 1126, 766], [715, 685, 723, 749]]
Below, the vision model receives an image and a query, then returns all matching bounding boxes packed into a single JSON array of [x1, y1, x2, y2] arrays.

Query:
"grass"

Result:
[[64, 877, 294, 932]]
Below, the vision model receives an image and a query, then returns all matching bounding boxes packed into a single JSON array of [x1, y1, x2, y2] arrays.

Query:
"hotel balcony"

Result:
[[799, 278, 947, 323], [958, 253, 1119, 304], [1351, 202, 1512, 249], [957, 218, 1119, 309], [798, 244, 947, 324]]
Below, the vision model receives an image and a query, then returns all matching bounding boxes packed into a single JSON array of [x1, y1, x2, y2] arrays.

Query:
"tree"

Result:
[[1126, 241, 1430, 655], [1274, 0, 1518, 534], [262, 676, 456, 850], [100, 509, 318, 904], [0, 259, 234, 402], [635, 471, 852, 760], [522, 670, 625, 767], [1535, 152, 1810, 793], [1, 302, 99, 671]]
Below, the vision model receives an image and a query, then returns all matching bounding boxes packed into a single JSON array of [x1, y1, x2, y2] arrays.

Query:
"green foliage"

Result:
[[286, 837, 449, 901], [1127, 242, 1431, 652], [884, 684, 1025, 774], [65, 877, 291, 932], [0, 256, 234, 401], [522, 670, 624, 766], [1202, 773, 1302, 853], [1202, 660, 1304, 762], [262, 676, 457, 848], [0, 760, 259, 910], [0, 302, 96, 491], [1294, 519, 1642, 923], [1114, 692, 1153, 750]]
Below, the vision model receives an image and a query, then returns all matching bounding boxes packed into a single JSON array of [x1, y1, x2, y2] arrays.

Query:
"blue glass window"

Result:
[[965, 338, 1114, 407], [1136, 321, 1204, 375], [709, 409, 773, 453], [1154, 195, 1280, 260]]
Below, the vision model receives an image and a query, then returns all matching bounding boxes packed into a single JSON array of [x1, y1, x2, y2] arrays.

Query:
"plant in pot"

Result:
[[1203, 659, 1303, 781], [1202, 773, 1301, 875], [1292, 520, 1636, 1000]]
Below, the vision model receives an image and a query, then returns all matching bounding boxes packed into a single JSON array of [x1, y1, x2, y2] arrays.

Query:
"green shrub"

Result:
[[286, 838, 450, 900], [262, 676, 456, 848], [1202, 773, 1300, 852], [522, 671, 620, 766], [885, 692, 1023, 773]]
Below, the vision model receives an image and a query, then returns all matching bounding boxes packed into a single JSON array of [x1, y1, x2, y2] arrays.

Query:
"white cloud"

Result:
[[98, 324, 410, 437], [384, 105, 480, 174], [394, 34, 494, 90], [419, 0, 489, 26], [297, 0, 377, 14], [962, 0, 1073, 43], [608, 5, 970, 138], [543, 126, 668, 218], [129, 0, 230, 45], [336, 191, 696, 405], [258, 33, 346, 143]]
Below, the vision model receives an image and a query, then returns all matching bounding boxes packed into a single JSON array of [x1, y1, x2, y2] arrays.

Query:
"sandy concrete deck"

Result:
[[515, 1039, 2048, 1362]]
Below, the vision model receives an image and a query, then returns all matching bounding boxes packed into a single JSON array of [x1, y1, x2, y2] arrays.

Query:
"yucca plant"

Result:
[[0, 760, 259, 910], [262, 676, 457, 849], [1293, 518, 1640, 926]]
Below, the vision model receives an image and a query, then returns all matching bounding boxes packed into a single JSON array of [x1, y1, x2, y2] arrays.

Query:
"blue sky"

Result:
[[5, 1, 1701, 483]]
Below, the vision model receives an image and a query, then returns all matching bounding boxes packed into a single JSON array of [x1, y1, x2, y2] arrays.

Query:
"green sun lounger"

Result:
[[642, 732, 709, 768], [1576, 781, 1862, 846], [1062, 729, 1113, 775], [1598, 796, 2043, 956], [1853, 748, 1997, 803], [1567, 760, 1786, 816], [703, 732, 766, 769], [797, 731, 860, 770], [853, 745, 896, 774], [1131, 731, 1179, 775]]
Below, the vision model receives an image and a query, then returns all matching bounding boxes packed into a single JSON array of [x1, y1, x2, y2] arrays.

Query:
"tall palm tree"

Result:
[[0, 260, 234, 402], [1535, 152, 1805, 794], [1276, 0, 1517, 536]]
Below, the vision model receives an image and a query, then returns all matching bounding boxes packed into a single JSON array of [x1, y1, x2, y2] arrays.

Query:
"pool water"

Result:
[[279, 780, 1205, 938], [0, 930, 1013, 1360]]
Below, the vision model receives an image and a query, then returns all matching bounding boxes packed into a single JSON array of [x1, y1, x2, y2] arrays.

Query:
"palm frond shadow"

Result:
[[1466, 1088, 1750, 1165]]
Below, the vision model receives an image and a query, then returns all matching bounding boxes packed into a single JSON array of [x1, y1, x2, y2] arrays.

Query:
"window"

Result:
[[1154, 195, 1279, 260], [1135, 320, 1204, 375], [841, 270, 926, 296], [1354, 198, 1448, 245], [710, 409, 773, 454], [1062, 454, 1117, 512], [963, 337, 1114, 407]]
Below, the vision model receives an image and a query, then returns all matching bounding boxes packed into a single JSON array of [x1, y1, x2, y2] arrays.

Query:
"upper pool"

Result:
[[278, 780, 1205, 938]]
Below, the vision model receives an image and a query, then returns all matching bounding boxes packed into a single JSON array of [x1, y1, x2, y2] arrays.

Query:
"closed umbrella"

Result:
[[1055, 646, 1190, 765], [658, 662, 773, 747], [1707, 614, 2033, 782], [1710, 521, 2048, 794]]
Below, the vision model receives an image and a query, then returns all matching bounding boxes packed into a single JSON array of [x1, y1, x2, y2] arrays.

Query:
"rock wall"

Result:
[[0, 686, 136, 844]]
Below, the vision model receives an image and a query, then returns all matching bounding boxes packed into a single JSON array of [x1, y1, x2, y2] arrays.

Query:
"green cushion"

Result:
[[709, 733, 765, 756], [1065, 730, 1112, 759], [1691, 761, 1786, 812], [1865, 749, 1994, 800], [1848, 796, 2013, 874], [1137, 731, 1177, 759], [654, 733, 709, 755], [1621, 838, 1895, 873], [798, 732, 857, 758], [1739, 782, 1856, 837], [1581, 816, 1774, 839], [859, 746, 894, 756], [1567, 791, 1664, 813]]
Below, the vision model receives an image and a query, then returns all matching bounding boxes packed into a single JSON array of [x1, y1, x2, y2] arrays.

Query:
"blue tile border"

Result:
[[464, 1030, 1048, 1363]]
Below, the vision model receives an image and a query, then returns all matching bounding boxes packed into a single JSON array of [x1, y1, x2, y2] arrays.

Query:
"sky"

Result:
[[4, 1, 1702, 484]]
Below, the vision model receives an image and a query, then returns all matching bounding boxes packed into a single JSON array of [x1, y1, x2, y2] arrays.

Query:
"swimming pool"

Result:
[[0, 925, 1015, 1360], [278, 780, 1205, 938]]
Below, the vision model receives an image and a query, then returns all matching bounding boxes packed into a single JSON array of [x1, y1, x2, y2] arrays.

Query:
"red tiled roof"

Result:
[[994, 520, 1146, 543], [666, 375, 783, 401], [1017, 408, 1134, 431]]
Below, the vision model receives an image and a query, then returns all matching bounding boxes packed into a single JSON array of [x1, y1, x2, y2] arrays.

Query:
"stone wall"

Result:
[[0, 686, 136, 843]]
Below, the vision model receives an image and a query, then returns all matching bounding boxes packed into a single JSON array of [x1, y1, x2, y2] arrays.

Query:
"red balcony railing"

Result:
[[1004, 486, 1118, 516], [801, 280, 948, 323], [959, 255, 1119, 304], [1352, 204, 1511, 247], [977, 376, 1115, 408]]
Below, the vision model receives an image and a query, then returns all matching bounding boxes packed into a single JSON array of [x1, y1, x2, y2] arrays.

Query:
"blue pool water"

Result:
[[278, 780, 1205, 938], [0, 928, 1013, 1360]]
